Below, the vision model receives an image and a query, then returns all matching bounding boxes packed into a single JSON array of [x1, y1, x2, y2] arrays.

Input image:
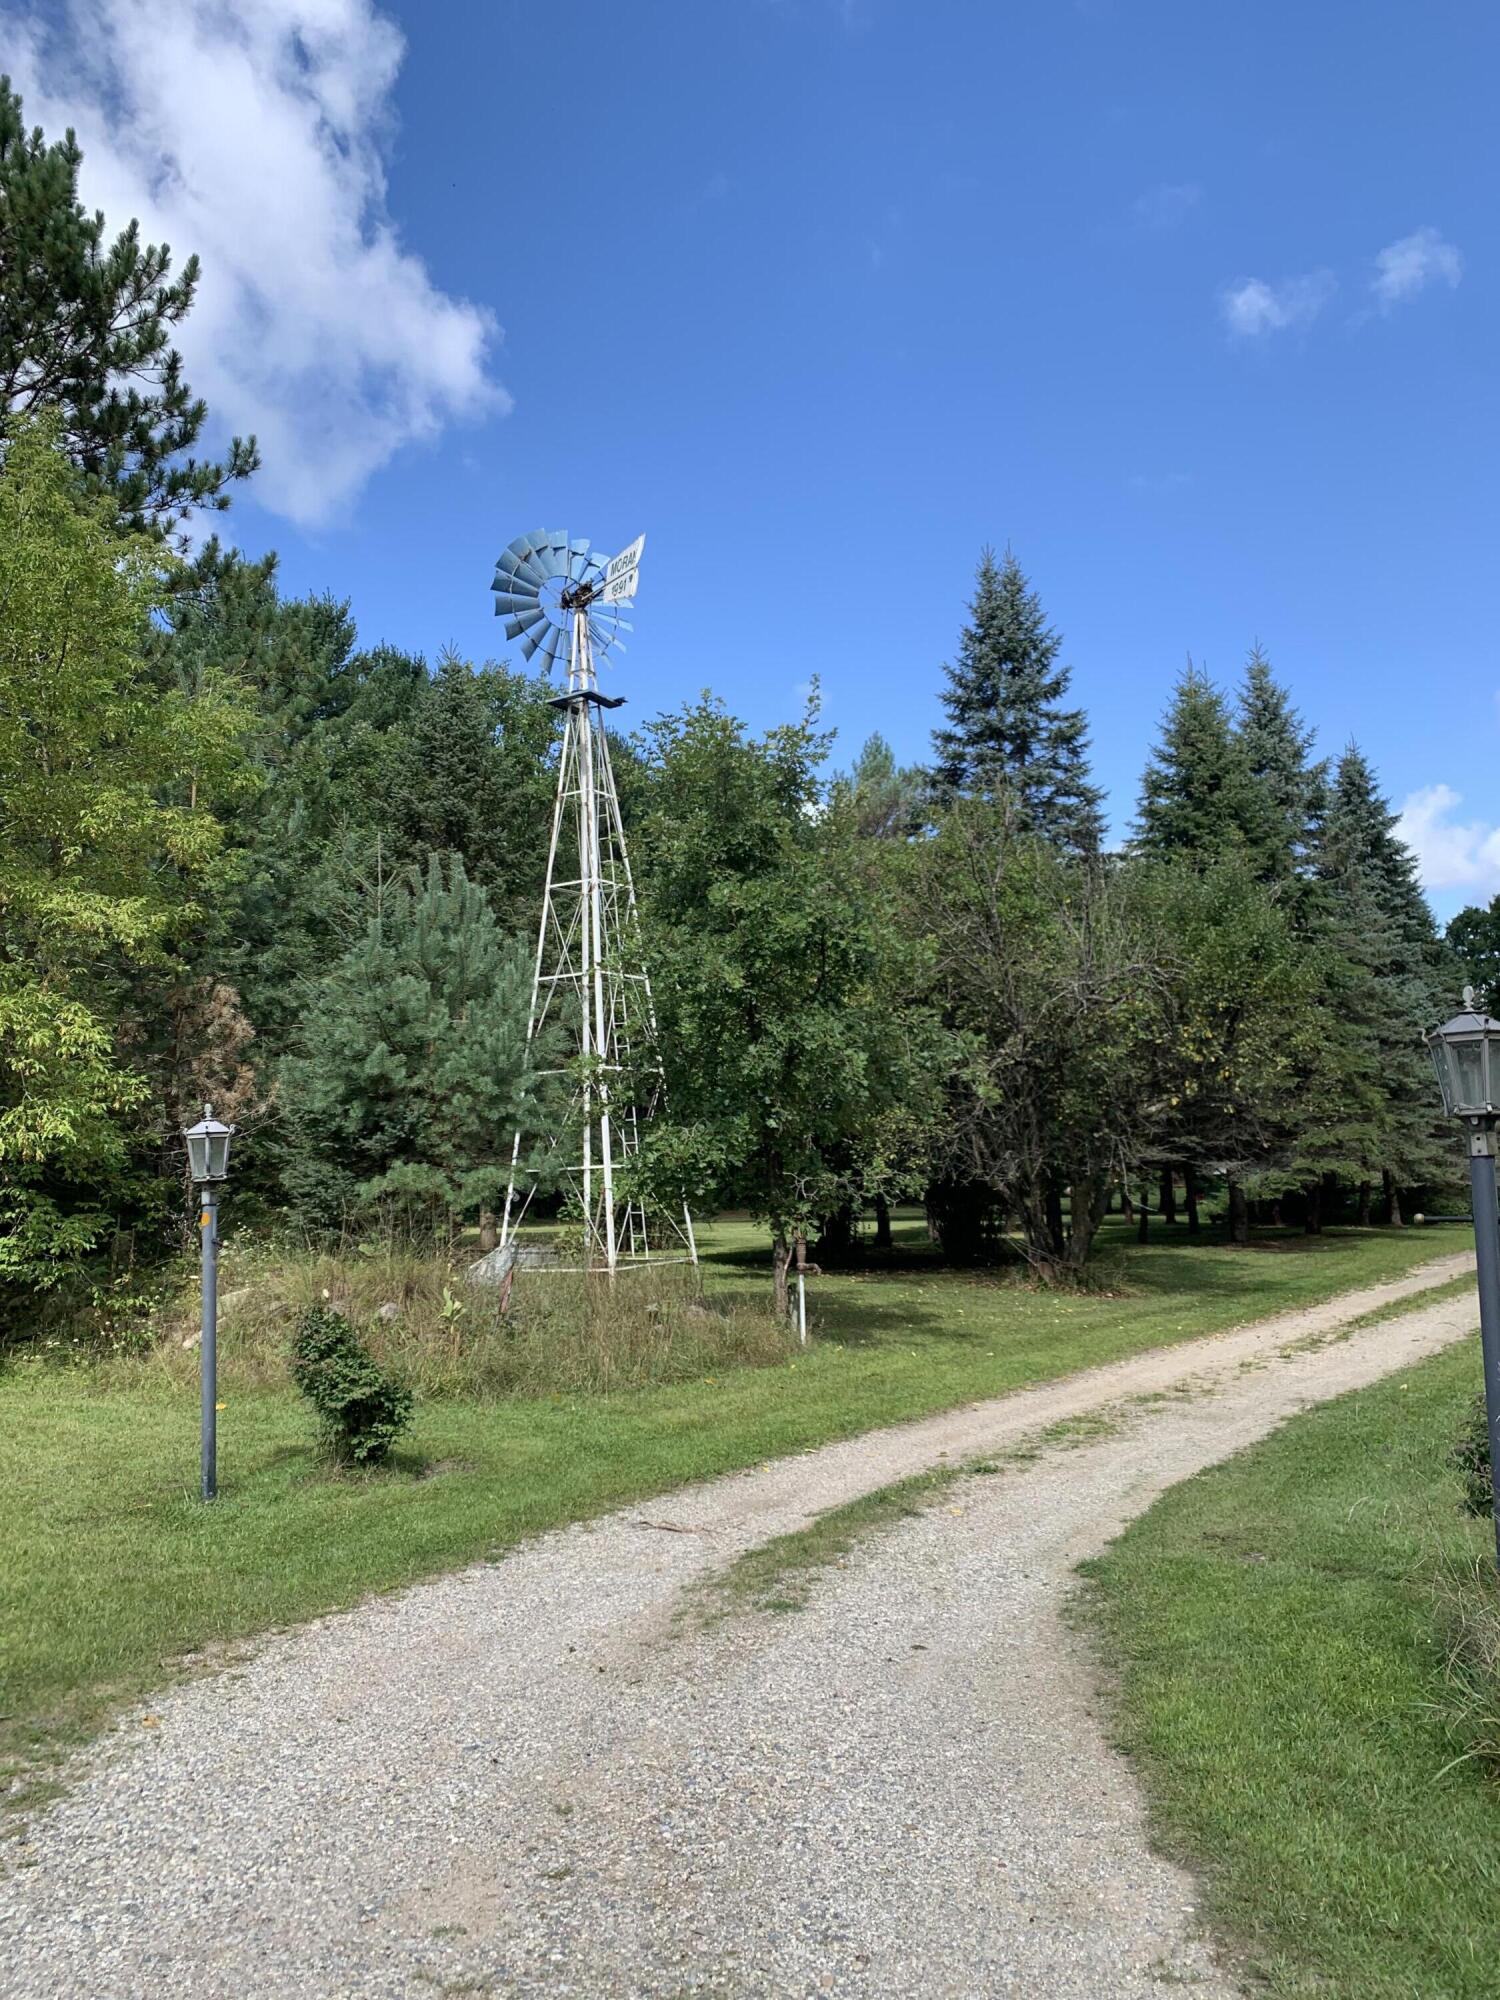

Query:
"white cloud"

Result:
[[1132, 182, 1200, 230], [1220, 271, 1336, 337], [1396, 783, 1500, 895], [1371, 226, 1463, 310], [6, 0, 505, 525]]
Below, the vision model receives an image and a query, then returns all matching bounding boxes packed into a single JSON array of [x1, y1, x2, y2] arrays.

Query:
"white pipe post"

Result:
[[500, 691, 572, 1249], [577, 615, 618, 1273]]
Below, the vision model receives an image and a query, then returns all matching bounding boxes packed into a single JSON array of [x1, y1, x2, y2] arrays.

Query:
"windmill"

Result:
[[486, 529, 696, 1274]]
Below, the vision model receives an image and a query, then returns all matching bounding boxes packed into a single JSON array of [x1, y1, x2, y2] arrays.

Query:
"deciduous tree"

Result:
[[0, 418, 250, 1291]]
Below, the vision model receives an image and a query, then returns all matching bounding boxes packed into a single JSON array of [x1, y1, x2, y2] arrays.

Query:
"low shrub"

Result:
[[290, 1303, 414, 1466], [1453, 1392, 1493, 1519]]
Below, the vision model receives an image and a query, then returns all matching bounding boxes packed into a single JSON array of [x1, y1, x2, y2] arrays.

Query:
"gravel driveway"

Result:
[[0, 1251, 1477, 2000]]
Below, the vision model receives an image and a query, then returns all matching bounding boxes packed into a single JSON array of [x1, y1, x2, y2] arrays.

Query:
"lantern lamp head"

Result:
[[183, 1102, 234, 1184], [1426, 988, 1500, 1124]]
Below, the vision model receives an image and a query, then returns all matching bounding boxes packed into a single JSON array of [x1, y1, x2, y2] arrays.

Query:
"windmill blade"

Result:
[[538, 626, 565, 672], [505, 607, 547, 642], [494, 583, 540, 612], [496, 549, 543, 584], [495, 565, 542, 602]]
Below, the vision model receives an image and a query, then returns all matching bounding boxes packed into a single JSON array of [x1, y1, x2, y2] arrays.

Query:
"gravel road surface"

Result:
[[0, 1251, 1477, 1999]]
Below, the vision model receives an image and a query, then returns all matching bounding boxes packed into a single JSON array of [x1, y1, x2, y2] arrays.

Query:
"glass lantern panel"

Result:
[[1429, 1038, 1458, 1115], [207, 1129, 230, 1178], [1453, 1039, 1487, 1113], [186, 1133, 210, 1181]]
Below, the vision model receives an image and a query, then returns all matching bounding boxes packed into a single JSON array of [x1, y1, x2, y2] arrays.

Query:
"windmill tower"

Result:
[[489, 529, 695, 1273]]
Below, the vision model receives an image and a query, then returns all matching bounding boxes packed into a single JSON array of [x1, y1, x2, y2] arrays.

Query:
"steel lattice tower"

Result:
[[492, 530, 695, 1273]]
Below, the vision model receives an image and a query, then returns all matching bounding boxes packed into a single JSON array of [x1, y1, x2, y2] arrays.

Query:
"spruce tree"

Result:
[[1311, 745, 1454, 1208], [0, 80, 257, 536], [931, 548, 1103, 852], [1235, 644, 1325, 885], [1133, 664, 1260, 863]]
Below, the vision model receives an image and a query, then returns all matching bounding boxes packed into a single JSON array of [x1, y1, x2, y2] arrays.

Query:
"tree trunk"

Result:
[[815, 1205, 856, 1261], [1119, 1183, 1134, 1222], [1137, 1187, 1150, 1244], [1304, 1180, 1324, 1235], [1183, 1165, 1200, 1236], [1356, 1180, 1372, 1227], [1270, 1198, 1284, 1228], [478, 1206, 498, 1254], [772, 1230, 793, 1319], [1067, 1177, 1111, 1270], [1045, 1178, 1065, 1259], [1228, 1178, 1250, 1247], [1383, 1168, 1404, 1227], [1159, 1166, 1177, 1224], [873, 1194, 893, 1250]]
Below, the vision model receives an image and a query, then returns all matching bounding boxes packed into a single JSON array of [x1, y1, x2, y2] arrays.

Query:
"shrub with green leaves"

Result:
[[1453, 1392, 1493, 1518], [290, 1304, 413, 1467]]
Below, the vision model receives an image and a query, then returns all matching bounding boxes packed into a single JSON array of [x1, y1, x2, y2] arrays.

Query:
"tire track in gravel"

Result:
[[0, 1251, 1477, 2000]]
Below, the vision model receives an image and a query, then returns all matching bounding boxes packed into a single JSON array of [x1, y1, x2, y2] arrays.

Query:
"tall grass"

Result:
[[111, 1240, 791, 1399], [1432, 1552, 1500, 1777]]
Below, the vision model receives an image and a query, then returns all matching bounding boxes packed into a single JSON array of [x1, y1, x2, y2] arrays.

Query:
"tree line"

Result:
[[0, 78, 1466, 1321]]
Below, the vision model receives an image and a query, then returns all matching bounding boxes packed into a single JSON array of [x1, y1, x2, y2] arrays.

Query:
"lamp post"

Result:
[[183, 1104, 233, 1502], [1427, 990, 1500, 1572]]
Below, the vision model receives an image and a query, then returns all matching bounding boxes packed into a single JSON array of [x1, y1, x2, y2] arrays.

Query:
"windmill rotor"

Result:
[[491, 527, 640, 668]]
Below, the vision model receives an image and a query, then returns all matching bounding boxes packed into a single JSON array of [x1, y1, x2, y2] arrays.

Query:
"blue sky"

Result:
[[10, 0, 1497, 910]]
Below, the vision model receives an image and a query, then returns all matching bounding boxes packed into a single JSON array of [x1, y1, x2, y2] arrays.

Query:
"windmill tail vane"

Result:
[[487, 529, 695, 1275]]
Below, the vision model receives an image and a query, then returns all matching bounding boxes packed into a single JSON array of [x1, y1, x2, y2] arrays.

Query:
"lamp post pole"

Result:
[[200, 1181, 219, 1502], [1426, 991, 1500, 1574], [1466, 1119, 1500, 1573], [183, 1102, 233, 1504]]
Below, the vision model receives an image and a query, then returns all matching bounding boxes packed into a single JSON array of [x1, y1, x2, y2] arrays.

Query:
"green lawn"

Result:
[[1080, 1330, 1500, 1999], [1, 1216, 1468, 1798]]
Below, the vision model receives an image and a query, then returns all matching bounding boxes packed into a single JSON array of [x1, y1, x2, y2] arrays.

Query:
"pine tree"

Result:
[[1235, 644, 1325, 885], [1133, 663, 1260, 864], [279, 854, 549, 1233], [0, 79, 257, 536], [842, 733, 927, 841], [386, 651, 558, 921], [931, 548, 1103, 852]]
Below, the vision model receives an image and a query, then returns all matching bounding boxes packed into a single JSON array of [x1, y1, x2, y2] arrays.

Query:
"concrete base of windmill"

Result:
[[467, 1242, 559, 1286]]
